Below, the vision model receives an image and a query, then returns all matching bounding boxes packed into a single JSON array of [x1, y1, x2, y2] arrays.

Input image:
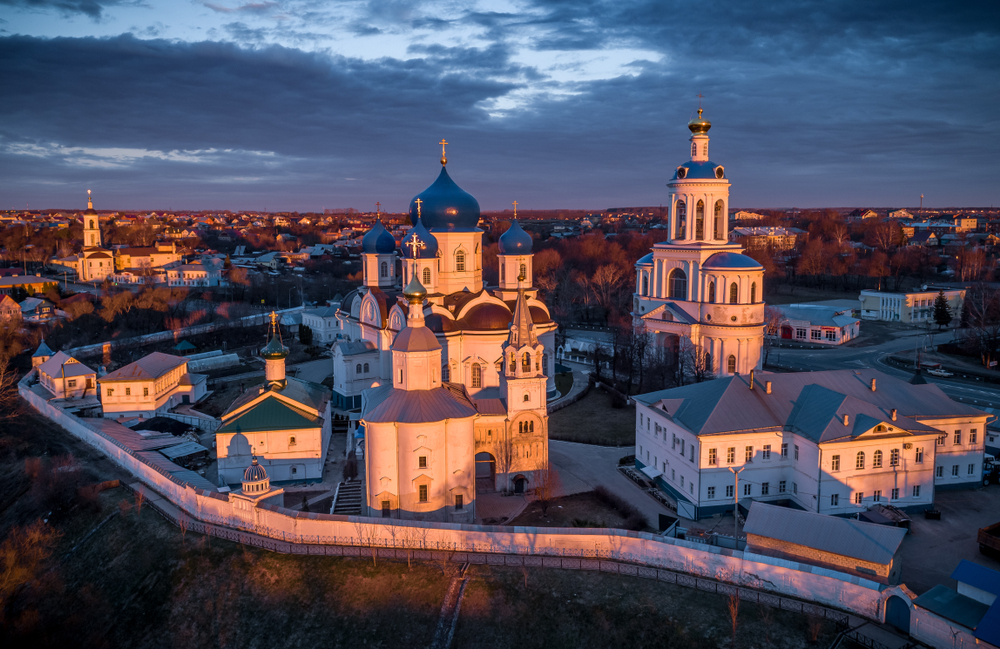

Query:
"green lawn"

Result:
[[548, 388, 635, 446]]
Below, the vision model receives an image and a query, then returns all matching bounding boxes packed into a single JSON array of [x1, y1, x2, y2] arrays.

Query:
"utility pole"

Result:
[[729, 466, 745, 541]]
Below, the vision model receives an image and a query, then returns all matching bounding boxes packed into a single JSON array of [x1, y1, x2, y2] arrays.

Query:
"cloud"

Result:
[[0, 0, 998, 210], [201, 1, 279, 14], [0, 0, 125, 19]]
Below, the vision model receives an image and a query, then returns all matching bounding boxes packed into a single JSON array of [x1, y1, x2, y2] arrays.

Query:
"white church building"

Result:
[[632, 108, 764, 376]]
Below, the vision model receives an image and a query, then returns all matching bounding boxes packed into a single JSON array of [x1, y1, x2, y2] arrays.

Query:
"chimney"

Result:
[[870, 378, 876, 392], [843, 414, 849, 426], [891, 408, 897, 421], [749, 369, 755, 390], [765, 381, 772, 394]]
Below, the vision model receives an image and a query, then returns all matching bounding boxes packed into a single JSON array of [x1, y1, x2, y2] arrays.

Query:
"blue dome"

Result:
[[498, 220, 533, 254], [635, 252, 654, 267], [401, 218, 439, 259], [672, 160, 726, 181], [410, 166, 481, 232], [361, 219, 396, 254], [702, 252, 762, 270], [244, 456, 268, 482]]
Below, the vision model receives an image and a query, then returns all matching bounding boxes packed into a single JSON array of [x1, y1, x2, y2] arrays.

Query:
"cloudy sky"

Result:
[[1, 0, 997, 212]]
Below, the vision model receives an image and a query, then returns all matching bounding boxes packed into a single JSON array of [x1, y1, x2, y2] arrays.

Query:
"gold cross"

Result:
[[439, 139, 448, 165], [375, 201, 381, 215], [270, 311, 277, 326], [512, 200, 518, 218], [697, 93, 704, 107], [415, 198, 422, 219], [405, 234, 425, 257]]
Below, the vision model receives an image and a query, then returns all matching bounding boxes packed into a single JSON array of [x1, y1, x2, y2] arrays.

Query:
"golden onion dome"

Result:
[[402, 275, 427, 303], [688, 107, 711, 135]]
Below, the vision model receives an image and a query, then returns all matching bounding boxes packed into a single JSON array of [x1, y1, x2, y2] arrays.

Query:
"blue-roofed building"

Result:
[[901, 560, 1000, 648], [632, 108, 765, 377]]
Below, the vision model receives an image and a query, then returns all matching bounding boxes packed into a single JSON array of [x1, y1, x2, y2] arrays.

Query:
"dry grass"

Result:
[[548, 388, 635, 446], [455, 566, 840, 649]]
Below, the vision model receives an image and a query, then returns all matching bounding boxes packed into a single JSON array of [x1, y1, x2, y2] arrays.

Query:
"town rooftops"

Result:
[[37, 351, 96, 378], [100, 352, 187, 381], [744, 501, 907, 565], [634, 369, 985, 439]]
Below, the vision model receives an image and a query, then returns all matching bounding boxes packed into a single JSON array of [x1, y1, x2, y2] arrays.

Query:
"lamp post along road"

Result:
[[729, 466, 745, 541]]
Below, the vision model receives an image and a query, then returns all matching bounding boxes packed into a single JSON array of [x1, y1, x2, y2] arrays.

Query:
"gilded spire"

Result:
[[439, 139, 448, 165], [87, 189, 93, 210]]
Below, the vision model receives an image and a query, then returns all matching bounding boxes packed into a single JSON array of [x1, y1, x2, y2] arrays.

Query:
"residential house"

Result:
[[0, 295, 21, 321], [859, 287, 964, 323], [772, 303, 860, 345]]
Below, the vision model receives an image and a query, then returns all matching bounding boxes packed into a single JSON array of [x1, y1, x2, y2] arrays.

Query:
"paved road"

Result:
[[549, 439, 678, 527], [770, 329, 1000, 411]]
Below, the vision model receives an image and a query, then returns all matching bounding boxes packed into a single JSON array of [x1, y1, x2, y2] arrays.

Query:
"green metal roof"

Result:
[[218, 396, 322, 434]]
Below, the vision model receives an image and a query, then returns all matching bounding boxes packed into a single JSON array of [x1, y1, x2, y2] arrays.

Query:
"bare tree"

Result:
[[533, 461, 560, 516], [178, 515, 189, 545], [134, 486, 146, 516], [762, 305, 784, 366], [493, 429, 516, 494], [0, 353, 22, 422], [727, 590, 740, 649], [352, 519, 381, 567]]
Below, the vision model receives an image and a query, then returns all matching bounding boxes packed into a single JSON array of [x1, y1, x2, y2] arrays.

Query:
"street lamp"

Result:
[[729, 466, 745, 541]]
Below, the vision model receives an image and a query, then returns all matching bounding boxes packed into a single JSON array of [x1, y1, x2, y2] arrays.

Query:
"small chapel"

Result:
[[334, 146, 555, 521]]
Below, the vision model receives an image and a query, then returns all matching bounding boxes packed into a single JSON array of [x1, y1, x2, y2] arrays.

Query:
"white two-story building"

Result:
[[633, 369, 989, 519], [99, 352, 208, 419]]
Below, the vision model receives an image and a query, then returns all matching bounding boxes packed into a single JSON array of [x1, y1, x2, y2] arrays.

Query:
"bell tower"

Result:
[[83, 189, 102, 249]]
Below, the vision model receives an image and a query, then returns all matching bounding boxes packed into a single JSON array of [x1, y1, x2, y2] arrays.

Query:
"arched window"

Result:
[[727, 355, 736, 374], [695, 200, 705, 240], [751, 282, 757, 303], [455, 250, 466, 272], [691, 142, 697, 157], [363, 363, 369, 373], [729, 282, 738, 304], [422, 267, 431, 285], [442, 364, 450, 382], [523, 394, 529, 402], [500, 262, 505, 278], [356, 364, 362, 374], [522, 352, 531, 372], [873, 450, 883, 468], [471, 363, 482, 388], [89, 220, 95, 229], [641, 273, 649, 296], [519, 263, 526, 280], [708, 281, 716, 303], [668, 269, 687, 300], [380, 261, 388, 278], [714, 200, 725, 240], [705, 353, 712, 372], [856, 452, 866, 470], [675, 201, 686, 240]]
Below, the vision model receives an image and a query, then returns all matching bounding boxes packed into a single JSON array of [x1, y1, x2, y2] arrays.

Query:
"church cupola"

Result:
[[667, 105, 730, 244], [390, 276, 442, 391], [261, 312, 289, 388], [500, 273, 548, 413], [242, 453, 270, 494], [498, 205, 534, 291], [361, 207, 398, 289], [401, 216, 439, 293]]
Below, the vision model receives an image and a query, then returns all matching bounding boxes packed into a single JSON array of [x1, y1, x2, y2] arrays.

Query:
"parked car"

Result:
[[984, 454, 999, 486], [927, 368, 954, 377]]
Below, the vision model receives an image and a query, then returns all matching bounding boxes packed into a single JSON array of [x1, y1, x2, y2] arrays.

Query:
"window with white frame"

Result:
[[954, 430, 962, 445], [915, 447, 923, 463], [727, 447, 735, 463], [781, 443, 788, 458], [761, 482, 770, 495], [890, 449, 899, 466], [811, 330, 821, 340], [726, 485, 734, 498], [743, 483, 751, 496], [831, 494, 839, 506], [831, 455, 840, 471], [779, 480, 786, 493], [855, 492, 864, 505], [856, 452, 865, 470], [826, 331, 836, 341], [708, 448, 717, 465], [936, 466, 943, 478], [891, 488, 899, 500], [952, 465, 959, 476], [745, 446, 753, 462], [762, 445, 771, 460], [796, 328, 806, 339], [969, 463, 976, 475], [794, 444, 799, 460], [970, 429, 978, 444], [873, 490, 882, 502], [913, 485, 920, 497], [707, 486, 715, 499]]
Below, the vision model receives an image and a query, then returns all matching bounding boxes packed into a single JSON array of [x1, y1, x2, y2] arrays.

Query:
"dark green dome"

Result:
[[261, 333, 288, 359]]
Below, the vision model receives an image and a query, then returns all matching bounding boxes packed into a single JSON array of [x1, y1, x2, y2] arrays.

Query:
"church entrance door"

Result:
[[475, 452, 496, 493], [513, 477, 526, 494]]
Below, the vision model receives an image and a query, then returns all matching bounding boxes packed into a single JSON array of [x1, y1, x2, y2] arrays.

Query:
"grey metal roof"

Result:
[[744, 501, 907, 565], [223, 376, 330, 418], [363, 383, 478, 423], [160, 441, 210, 460], [391, 325, 441, 353], [333, 339, 378, 356], [634, 369, 985, 439], [777, 305, 857, 328]]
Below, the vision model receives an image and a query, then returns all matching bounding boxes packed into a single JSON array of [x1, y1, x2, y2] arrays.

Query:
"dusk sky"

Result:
[[1, 0, 997, 212]]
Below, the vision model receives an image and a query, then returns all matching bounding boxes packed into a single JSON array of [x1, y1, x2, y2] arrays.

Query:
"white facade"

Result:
[[633, 109, 765, 377], [859, 288, 965, 324], [633, 370, 989, 519], [99, 352, 208, 418], [37, 351, 97, 400]]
